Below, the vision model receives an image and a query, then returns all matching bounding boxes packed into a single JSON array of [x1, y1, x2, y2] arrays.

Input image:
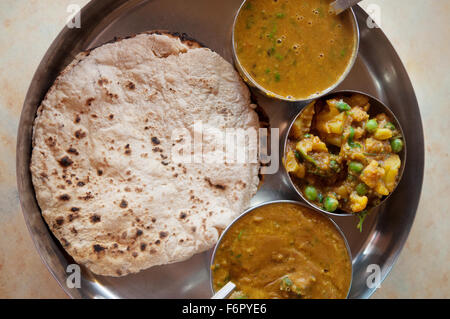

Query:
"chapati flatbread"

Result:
[[30, 33, 260, 276]]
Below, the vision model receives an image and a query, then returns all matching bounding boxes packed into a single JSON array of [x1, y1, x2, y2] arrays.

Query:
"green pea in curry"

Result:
[[234, 0, 356, 99], [212, 203, 352, 299]]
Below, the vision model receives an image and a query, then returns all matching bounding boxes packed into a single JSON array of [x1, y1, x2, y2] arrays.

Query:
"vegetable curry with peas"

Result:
[[212, 203, 352, 299], [234, 0, 356, 99], [285, 93, 404, 216]]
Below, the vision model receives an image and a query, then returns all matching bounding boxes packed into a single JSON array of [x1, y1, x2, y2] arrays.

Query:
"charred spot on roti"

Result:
[[236, 180, 247, 190], [107, 91, 119, 100], [45, 137, 56, 147], [152, 147, 163, 153], [124, 144, 132, 155], [86, 98, 95, 106], [74, 129, 86, 139], [55, 217, 64, 226], [74, 114, 81, 124], [140, 243, 147, 251], [159, 231, 168, 239], [155, 240, 161, 245], [205, 177, 226, 190], [179, 212, 187, 219], [120, 199, 128, 208], [189, 195, 202, 204], [58, 194, 71, 201], [136, 229, 143, 237], [108, 114, 114, 120], [98, 78, 109, 86], [67, 213, 79, 222], [151, 137, 160, 145], [93, 244, 105, 253], [78, 192, 94, 201], [168, 31, 205, 48], [126, 81, 136, 90], [116, 269, 122, 276], [77, 181, 85, 187], [61, 238, 70, 247], [90, 214, 101, 223], [67, 147, 79, 155], [97, 169, 103, 176], [70, 207, 80, 212], [58, 156, 73, 167]]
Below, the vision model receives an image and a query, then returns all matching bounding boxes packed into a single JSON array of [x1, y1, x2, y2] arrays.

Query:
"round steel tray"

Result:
[[16, 0, 424, 299]]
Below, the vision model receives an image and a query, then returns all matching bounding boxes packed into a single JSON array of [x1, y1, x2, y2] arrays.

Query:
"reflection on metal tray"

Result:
[[16, 0, 424, 299]]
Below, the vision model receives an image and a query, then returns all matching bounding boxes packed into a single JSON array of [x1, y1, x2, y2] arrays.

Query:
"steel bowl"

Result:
[[231, 0, 360, 103], [209, 200, 353, 299], [283, 90, 407, 216]]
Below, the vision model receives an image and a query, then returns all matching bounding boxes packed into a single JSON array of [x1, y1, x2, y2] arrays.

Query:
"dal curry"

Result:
[[234, 0, 357, 99]]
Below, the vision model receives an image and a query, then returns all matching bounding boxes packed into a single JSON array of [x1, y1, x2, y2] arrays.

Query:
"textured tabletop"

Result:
[[0, 0, 448, 298]]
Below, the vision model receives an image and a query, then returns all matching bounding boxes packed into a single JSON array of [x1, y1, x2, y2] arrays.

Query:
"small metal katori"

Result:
[[209, 200, 354, 299], [16, 0, 424, 299], [231, 0, 360, 103], [283, 90, 407, 217]]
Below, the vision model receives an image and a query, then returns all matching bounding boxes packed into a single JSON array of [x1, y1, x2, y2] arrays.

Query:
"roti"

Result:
[[30, 32, 260, 276]]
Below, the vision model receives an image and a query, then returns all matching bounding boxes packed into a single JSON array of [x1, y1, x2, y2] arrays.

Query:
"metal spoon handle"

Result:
[[211, 282, 236, 299], [330, 0, 362, 14]]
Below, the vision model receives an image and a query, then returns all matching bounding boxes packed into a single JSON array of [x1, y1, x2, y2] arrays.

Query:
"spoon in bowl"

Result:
[[330, 0, 362, 14], [211, 281, 236, 299]]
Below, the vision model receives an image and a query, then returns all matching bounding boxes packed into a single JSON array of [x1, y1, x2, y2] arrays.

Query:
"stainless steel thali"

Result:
[[16, 0, 424, 299]]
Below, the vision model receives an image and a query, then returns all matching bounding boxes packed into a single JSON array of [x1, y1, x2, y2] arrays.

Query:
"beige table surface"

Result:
[[0, 0, 448, 299]]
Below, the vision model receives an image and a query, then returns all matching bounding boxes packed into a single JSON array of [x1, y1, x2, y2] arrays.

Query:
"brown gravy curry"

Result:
[[212, 203, 352, 299], [234, 0, 356, 99]]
